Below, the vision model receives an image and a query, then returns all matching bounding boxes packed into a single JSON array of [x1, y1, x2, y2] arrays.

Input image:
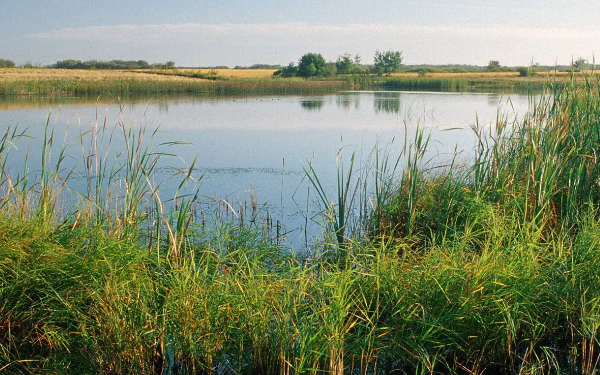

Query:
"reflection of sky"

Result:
[[0, 91, 533, 249]]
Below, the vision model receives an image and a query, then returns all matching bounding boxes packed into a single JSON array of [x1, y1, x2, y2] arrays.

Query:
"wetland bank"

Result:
[[1, 73, 600, 374]]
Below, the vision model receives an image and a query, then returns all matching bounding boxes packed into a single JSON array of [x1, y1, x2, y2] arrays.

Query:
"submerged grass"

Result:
[[1, 79, 600, 374]]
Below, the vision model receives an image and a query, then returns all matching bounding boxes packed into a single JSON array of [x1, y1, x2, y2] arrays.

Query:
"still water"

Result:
[[0, 91, 532, 249]]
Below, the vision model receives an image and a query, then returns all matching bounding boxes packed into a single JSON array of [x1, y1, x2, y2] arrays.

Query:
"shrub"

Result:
[[0, 58, 16, 68]]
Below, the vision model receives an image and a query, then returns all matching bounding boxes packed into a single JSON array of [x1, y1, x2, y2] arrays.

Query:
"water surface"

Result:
[[0, 91, 532, 249]]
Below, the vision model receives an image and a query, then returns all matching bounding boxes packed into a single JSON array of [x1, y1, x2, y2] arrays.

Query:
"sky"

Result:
[[1, 0, 599, 67]]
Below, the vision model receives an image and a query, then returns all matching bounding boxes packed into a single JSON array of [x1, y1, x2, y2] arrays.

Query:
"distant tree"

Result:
[[486, 60, 501, 71], [152, 61, 176, 69], [373, 50, 403, 75], [519, 62, 539, 77], [336, 53, 355, 74], [353, 54, 367, 74], [0, 58, 15, 68], [298, 53, 328, 77], [273, 63, 299, 77], [22, 62, 39, 68], [137, 60, 151, 69], [323, 62, 337, 76], [52, 59, 172, 70], [336, 53, 366, 75], [237, 64, 283, 70], [572, 57, 587, 72], [54, 59, 85, 69]]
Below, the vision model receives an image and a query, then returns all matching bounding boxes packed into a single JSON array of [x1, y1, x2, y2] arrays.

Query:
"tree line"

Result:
[[51, 59, 176, 70], [0, 58, 176, 70], [0, 59, 15, 68], [274, 50, 403, 78]]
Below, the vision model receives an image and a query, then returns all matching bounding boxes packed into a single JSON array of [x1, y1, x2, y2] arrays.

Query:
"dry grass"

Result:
[[187, 69, 278, 78], [3, 68, 596, 84], [0, 68, 200, 82]]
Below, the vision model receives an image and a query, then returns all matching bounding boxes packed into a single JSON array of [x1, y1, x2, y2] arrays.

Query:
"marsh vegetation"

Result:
[[1, 76, 599, 374]]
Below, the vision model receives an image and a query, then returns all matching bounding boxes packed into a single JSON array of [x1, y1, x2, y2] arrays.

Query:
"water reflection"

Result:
[[335, 93, 360, 111], [0, 90, 533, 249], [373, 92, 401, 114], [300, 99, 324, 111]]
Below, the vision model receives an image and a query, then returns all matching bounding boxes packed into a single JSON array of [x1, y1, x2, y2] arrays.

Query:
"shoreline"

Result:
[[1, 68, 594, 97]]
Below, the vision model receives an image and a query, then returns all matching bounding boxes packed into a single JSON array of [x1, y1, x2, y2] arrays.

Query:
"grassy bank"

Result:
[[0, 77, 347, 96], [347, 75, 559, 92], [0, 68, 346, 96], [2, 68, 595, 98], [1, 80, 600, 374]]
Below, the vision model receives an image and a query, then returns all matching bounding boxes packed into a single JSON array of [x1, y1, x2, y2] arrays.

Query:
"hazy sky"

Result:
[[1, 0, 599, 67]]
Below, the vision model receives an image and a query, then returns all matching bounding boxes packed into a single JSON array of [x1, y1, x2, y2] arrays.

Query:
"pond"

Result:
[[0, 90, 533, 250]]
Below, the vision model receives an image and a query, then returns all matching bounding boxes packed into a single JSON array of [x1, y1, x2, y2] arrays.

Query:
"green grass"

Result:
[[1, 79, 600, 374], [0, 77, 347, 97], [347, 75, 549, 93], [0, 74, 551, 99]]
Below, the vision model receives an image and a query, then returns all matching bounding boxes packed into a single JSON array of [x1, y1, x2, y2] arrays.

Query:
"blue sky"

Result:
[[2, 0, 599, 67]]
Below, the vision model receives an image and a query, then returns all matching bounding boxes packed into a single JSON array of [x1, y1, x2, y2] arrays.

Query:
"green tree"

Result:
[[572, 57, 587, 72], [336, 52, 355, 74], [54, 59, 85, 69], [274, 63, 298, 77], [322, 62, 337, 76], [519, 62, 539, 77], [373, 50, 403, 75], [486, 60, 501, 71], [0, 58, 16, 68], [298, 53, 327, 77], [137, 60, 150, 69]]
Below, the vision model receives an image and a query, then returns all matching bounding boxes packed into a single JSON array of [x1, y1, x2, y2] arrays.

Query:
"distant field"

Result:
[[1, 68, 596, 98], [1, 68, 596, 82], [186, 69, 278, 78], [0, 68, 345, 96], [0, 68, 199, 82]]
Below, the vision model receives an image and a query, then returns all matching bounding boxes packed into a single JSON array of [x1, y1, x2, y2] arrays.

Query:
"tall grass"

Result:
[[0, 78, 347, 97], [349, 75, 547, 93], [1, 79, 600, 374]]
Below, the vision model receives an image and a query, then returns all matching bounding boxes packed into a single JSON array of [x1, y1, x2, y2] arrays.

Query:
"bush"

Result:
[[0, 58, 16, 68], [518, 65, 538, 77], [273, 63, 299, 77]]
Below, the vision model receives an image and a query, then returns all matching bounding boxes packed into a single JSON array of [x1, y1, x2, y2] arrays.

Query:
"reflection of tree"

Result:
[[157, 100, 170, 113], [336, 94, 360, 111], [487, 94, 501, 107], [301, 100, 324, 111], [374, 93, 401, 114]]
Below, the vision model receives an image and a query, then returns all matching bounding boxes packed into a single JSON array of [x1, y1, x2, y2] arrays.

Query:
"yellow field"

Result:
[[0, 68, 199, 82], [187, 69, 278, 78], [0, 68, 279, 82], [2, 67, 596, 83]]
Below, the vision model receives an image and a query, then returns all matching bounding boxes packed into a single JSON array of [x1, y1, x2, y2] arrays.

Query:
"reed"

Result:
[[349, 75, 548, 93], [0, 77, 347, 97]]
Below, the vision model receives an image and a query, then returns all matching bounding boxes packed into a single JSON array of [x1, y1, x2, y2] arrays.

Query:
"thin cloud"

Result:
[[24, 22, 599, 66], [29, 22, 600, 44]]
